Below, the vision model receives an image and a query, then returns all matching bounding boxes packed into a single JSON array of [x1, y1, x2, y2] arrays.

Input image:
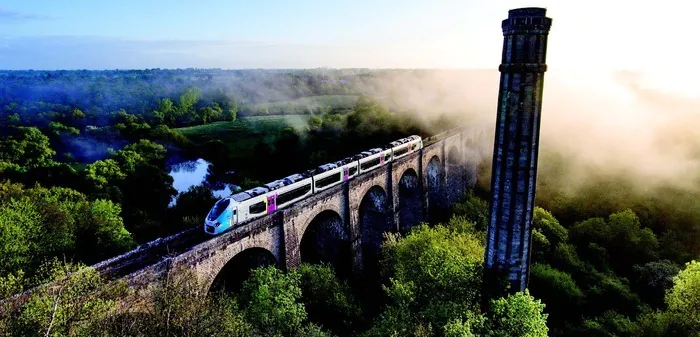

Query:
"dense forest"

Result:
[[1, 69, 700, 336]]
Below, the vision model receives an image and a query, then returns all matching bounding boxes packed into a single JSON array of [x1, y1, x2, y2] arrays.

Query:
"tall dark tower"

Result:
[[484, 7, 552, 292]]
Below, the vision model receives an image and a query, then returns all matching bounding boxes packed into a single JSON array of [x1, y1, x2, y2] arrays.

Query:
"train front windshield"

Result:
[[207, 198, 230, 221]]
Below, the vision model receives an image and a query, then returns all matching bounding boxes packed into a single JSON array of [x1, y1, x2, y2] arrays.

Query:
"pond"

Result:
[[168, 158, 240, 206]]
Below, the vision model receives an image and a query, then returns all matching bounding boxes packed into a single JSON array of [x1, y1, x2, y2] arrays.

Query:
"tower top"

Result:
[[502, 7, 552, 35], [508, 7, 547, 17]]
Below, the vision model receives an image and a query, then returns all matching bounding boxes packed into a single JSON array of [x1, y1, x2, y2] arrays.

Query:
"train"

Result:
[[204, 135, 423, 235]]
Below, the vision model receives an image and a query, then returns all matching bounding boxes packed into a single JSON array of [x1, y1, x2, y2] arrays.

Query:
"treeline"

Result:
[[0, 69, 383, 127], [6, 192, 700, 337]]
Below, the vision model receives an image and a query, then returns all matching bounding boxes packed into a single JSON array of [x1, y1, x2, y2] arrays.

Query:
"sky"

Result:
[[0, 0, 697, 96]]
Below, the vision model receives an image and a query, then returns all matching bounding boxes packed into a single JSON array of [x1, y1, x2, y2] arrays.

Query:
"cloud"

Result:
[[0, 8, 50, 23]]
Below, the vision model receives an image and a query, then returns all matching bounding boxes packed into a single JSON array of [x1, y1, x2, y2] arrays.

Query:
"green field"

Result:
[[176, 114, 312, 158], [250, 95, 358, 114]]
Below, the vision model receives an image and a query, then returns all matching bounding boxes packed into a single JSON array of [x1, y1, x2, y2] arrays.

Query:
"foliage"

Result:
[[0, 181, 134, 282], [485, 290, 548, 337], [451, 190, 490, 232], [666, 260, 700, 333], [139, 271, 254, 337], [239, 266, 307, 336], [0, 261, 129, 337], [0, 126, 56, 169], [632, 260, 680, 308], [365, 223, 485, 336], [296, 264, 362, 335]]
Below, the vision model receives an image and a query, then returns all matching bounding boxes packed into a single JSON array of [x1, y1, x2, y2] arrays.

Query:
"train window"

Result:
[[316, 172, 341, 188], [277, 184, 312, 205], [348, 166, 358, 176], [249, 201, 266, 214], [361, 158, 380, 170], [393, 147, 409, 157], [207, 199, 230, 221]]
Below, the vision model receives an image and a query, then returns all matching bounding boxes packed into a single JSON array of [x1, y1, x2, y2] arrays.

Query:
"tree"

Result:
[[368, 224, 485, 335], [4, 261, 128, 337], [75, 199, 134, 263], [633, 260, 680, 308], [528, 263, 584, 324], [0, 126, 56, 169], [178, 88, 200, 117], [532, 207, 567, 246], [240, 266, 307, 336], [485, 290, 548, 337], [140, 270, 253, 337], [84, 159, 126, 191], [666, 260, 700, 332], [0, 198, 42, 275], [296, 264, 362, 336], [121, 139, 167, 163]]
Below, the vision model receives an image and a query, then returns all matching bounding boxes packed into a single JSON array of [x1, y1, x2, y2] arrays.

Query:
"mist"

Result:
[[357, 69, 700, 194]]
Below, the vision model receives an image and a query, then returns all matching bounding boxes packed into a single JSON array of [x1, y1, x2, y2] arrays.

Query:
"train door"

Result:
[[266, 194, 277, 213], [230, 207, 238, 227], [343, 167, 349, 181]]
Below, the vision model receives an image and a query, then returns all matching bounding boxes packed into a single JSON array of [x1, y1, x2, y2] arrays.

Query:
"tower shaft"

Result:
[[485, 7, 552, 292]]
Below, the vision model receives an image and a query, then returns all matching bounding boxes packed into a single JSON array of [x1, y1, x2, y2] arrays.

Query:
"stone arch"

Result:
[[426, 155, 444, 223], [398, 168, 422, 232], [299, 209, 352, 278], [209, 247, 277, 294], [359, 185, 391, 278]]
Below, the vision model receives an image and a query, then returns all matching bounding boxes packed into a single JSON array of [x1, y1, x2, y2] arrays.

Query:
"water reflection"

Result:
[[168, 158, 239, 206]]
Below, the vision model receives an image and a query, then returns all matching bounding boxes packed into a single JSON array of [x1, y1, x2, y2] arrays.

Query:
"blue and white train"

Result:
[[204, 135, 423, 235]]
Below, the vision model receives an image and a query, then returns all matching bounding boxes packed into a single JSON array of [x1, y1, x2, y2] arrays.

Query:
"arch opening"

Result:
[[209, 247, 277, 294], [398, 168, 422, 232], [359, 186, 391, 277], [427, 155, 444, 223], [300, 210, 352, 279], [446, 145, 465, 204]]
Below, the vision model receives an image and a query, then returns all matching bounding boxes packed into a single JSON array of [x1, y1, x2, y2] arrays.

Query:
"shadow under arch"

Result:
[[209, 247, 277, 294], [426, 155, 445, 223], [300, 209, 352, 279], [446, 145, 465, 205], [359, 185, 391, 278], [398, 168, 422, 232]]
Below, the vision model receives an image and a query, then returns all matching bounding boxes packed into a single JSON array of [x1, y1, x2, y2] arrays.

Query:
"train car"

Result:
[[358, 148, 393, 174], [391, 135, 423, 160], [204, 135, 423, 235], [273, 174, 314, 210], [312, 163, 341, 193], [204, 186, 269, 235], [312, 156, 360, 193]]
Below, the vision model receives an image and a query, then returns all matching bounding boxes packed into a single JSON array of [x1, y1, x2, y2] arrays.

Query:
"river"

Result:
[[168, 158, 240, 206]]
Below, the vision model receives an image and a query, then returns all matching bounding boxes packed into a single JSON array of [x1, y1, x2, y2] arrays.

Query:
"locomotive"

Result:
[[204, 135, 423, 235]]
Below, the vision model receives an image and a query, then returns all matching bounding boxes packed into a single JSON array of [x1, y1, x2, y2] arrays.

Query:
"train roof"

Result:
[[264, 179, 286, 190], [231, 192, 252, 202], [210, 134, 425, 216], [316, 163, 338, 172], [245, 187, 269, 197], [283, 173, 307, 184]]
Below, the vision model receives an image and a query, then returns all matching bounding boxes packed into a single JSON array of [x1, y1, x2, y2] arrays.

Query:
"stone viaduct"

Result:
[[85, 127, 481, 298]]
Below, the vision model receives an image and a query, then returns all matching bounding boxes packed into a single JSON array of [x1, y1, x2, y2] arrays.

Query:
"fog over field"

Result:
[[365, 69, 700, 193]]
